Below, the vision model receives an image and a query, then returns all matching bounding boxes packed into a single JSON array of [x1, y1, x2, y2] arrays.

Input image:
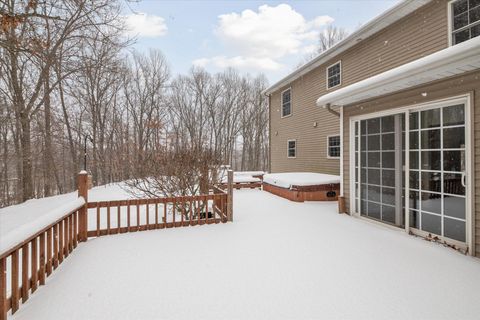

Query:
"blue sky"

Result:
[[124, 0, 399, 84]]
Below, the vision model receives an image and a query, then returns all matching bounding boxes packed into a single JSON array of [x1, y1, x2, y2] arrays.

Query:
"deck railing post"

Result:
[[227, 170, 233, 222], [78, 171, 89, 242]]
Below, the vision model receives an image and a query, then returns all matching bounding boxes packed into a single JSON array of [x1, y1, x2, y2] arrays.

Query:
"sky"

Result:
[[123, 0, 399, 85]]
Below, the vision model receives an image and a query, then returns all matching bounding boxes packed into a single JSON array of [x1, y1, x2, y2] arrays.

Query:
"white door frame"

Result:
[[348, 94, 474, 254]]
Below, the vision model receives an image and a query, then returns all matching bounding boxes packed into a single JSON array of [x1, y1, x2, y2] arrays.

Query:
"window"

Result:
[[281, 88, 291, 117], [327, 61, 341, 89], [287, 140, 296, 158], [450, 0, 480, 45], [327, 135, 340, 158]]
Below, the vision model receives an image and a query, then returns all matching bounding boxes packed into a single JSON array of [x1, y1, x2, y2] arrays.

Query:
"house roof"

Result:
[[263, 0, 431, 96], [315, 36, 480, 107]]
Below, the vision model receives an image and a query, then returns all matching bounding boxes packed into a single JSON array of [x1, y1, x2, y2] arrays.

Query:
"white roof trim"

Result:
[[316, 37, 480, 108], [263, 0, 431, 96]]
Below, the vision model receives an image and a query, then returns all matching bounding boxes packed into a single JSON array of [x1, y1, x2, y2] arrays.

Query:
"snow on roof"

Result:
[[263, 0, 431, 95], [263, 172, 340, 189], [316, 36, 480, 107]]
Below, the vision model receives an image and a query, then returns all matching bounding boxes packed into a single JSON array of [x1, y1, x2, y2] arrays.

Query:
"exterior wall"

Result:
[[269, 0, 448, 174], [342, 71, 480, 257]]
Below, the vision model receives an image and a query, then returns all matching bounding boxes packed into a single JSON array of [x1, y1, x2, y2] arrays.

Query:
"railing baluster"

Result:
[[73, 211, 78, 248], [53, 224, 59, 269], [47, 228, 53, 275], [189, 199, 193, 226], [39, 233, 46, 286], [172, 198, 176, 227], [63, 218, 69, 258], [136, 201, 140, 231], [107, 203, 111, 235], [197, 198, 201, 225], [117, 205, 121, 234], [21, 244, 29, 302], [96, 203, 100, 237], [65, 217, 70, 257], [163, 200, 167, 228], [127, 202, 131, 232], [11, 249, 19, 313], [58, 222, 64, 264], [0, 257, 6, 320], [181, 197, 184, 226], [146, 201, 150, 230], [205, 196, 208, 224], [31, 238, 38, 292], [69, 214, 73, 252], [155, 202, 159, 229]]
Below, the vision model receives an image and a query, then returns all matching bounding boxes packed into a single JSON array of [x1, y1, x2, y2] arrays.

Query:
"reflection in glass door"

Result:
[[408, 104, 467, 242]]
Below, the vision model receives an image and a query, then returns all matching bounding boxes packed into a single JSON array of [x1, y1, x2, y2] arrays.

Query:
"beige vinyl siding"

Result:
[[342, 71, 480, 257], [269, 0, 449, 175]]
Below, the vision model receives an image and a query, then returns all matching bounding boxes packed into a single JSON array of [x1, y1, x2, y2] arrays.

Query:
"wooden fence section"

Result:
[[220, 181, 262, 190], [0, 201, 85, 320], [86, 192, 229, 237]]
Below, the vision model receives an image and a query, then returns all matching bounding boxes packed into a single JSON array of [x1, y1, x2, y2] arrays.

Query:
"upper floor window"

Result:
[[287, 139, 296, 158], [327, 61, 341, 89], [327, 135, 340, 158], [281, 88, 291, 117], [451, 0, 480, 45]]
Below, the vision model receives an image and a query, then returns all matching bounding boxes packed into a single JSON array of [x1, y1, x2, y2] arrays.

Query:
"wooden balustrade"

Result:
[[86, 191, 229, 238], [0, 203, 84, 320]]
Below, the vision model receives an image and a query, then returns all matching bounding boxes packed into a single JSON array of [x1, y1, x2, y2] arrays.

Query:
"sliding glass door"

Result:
[[352, 99, 469, 246]]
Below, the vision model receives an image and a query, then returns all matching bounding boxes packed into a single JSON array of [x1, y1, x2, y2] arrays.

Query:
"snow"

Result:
[[316, 35, 480, 107], [7, 189, 480, 319], [220, 171, 264, 183], [263, 172, 340, 189]]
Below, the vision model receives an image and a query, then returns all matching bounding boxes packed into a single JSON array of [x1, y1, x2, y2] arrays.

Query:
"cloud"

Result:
[[194, 4, 334, 71], [125, 13, 168, 38]]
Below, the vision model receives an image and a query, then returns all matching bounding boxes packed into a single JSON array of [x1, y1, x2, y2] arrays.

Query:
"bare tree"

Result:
[[318, 25, 349, 53]]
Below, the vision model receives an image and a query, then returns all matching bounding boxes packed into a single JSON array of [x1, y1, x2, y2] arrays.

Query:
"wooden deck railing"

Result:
[[0, 170, 234, 320], [0, 200, 85, 320]]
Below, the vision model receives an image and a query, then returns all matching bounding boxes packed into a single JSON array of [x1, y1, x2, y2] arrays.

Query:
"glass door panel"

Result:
[[408, 104, 466, 242]]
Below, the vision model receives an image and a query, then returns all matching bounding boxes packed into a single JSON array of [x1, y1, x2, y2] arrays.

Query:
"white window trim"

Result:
[[326, 60, 342, 90], [326, 134, 341, 159], [287, 139, 296, 158], [447, 0, 480, 46], [281, 87, 292, 118]]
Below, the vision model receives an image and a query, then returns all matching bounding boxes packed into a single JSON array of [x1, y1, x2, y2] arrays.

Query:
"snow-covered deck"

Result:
[[8, 189, 480, 319]]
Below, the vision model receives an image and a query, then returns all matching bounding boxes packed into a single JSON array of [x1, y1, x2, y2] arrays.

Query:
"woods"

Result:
[[0, 0, 269, 207]]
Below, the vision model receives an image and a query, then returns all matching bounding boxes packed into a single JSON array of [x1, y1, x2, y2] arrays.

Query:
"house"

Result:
[[264, 0, 480, 257]]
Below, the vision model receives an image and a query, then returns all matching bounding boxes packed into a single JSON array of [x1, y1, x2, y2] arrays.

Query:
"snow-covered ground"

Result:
[[7, 189, 480, 320], [264, 172, 340, 189]]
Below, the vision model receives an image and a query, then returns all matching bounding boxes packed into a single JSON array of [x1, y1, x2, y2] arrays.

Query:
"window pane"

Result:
[[367, 118, 380, 134], [382, 169, 395, 187], [421, 109, 440, 128], [381, 116, 394, 132], [382, 187, 395, 205], [409, 151, 419, 169], [454, 12, 469, 30], [444, 218, 466, 242], [470, 0, 480, 8], [382, 133, 395, 150], [421, 171, 442, 193], [382, 151, 395, 168], [444, 195, 465, 219], [421, 151, 441, 171], [470, 6, 480, 24], [454, 29, 470, 44], [472, 24, 480, 38], [409, 112, 419, 130], [410, 210, 420, 228], [409, 191, 420, 209], [443, 127, 465, 149], [368, 185, 381, 202], [421, 129, 441, 149], [443, 105, 464, 126], [421, 212, 441, 235], [382, 205, 396, 224], [410, 171, 419, 190], [421, 192, 442, 214], [409, 131, 419, 149], [368, 169, 380, 185], [368, 152, 380, 167], [367, 201, 381, 219], [444, 151, 464, 172], [453, 0, 468, 16], [444, 173, 465, 195], [368, 135, 380, 150]]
